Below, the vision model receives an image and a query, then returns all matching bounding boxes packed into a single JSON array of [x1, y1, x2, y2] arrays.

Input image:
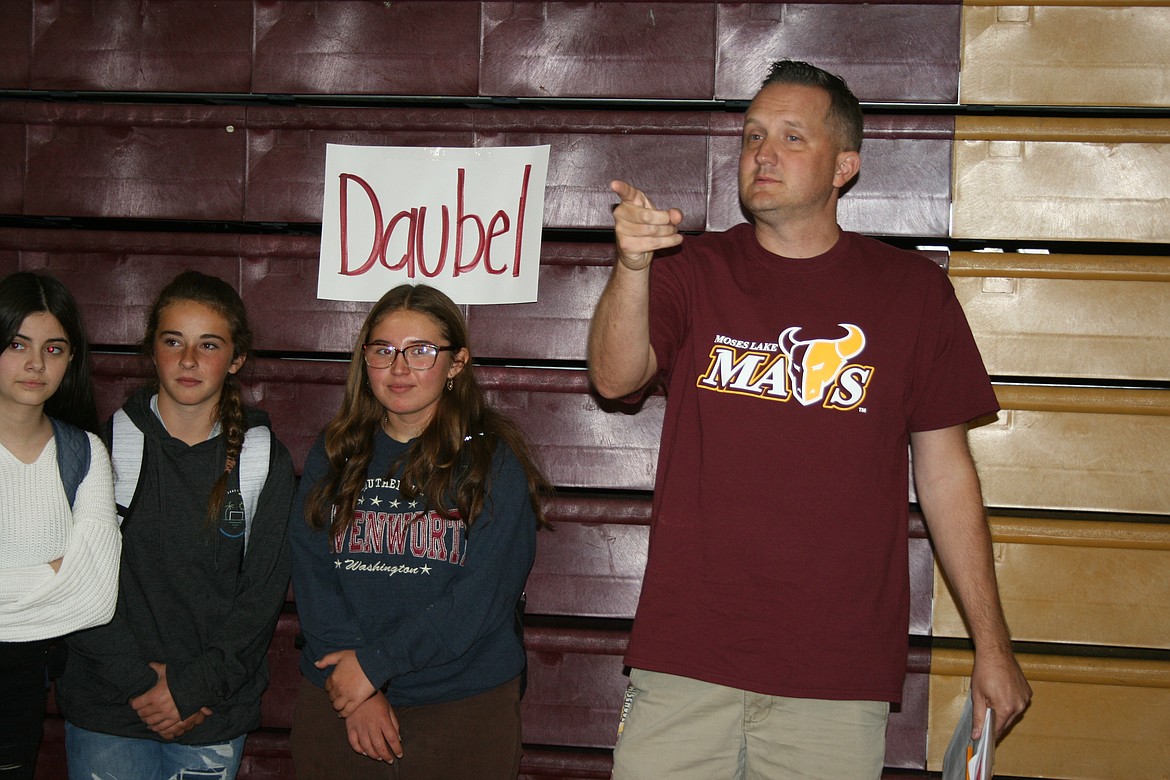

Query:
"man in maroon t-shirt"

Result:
[[588, 60, 1031, 779]]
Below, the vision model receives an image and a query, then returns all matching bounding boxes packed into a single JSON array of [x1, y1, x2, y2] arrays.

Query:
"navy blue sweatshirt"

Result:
[[289, 430, 535, 706]]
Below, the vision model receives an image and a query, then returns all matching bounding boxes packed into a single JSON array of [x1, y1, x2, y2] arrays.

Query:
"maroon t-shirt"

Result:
[[625, 225, 998, 702]]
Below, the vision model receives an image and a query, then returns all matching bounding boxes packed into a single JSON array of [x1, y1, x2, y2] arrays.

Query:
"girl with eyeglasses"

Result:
[[289, 283, 550, 779], [0, 272, 119, 780]]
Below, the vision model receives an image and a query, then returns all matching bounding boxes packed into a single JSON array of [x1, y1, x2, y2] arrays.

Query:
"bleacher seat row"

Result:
[[2, 2, 1166, 778]]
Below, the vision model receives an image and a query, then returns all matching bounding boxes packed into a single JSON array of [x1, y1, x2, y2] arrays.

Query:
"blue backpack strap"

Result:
[[49, 417, 91, 509]]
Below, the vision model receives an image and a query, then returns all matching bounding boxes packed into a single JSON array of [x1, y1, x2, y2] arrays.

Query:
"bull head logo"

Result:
[[778, 324, 866, 406]]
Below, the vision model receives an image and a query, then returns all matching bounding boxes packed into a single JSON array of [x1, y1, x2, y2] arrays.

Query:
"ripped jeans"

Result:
[[64, 723, 245, 780]]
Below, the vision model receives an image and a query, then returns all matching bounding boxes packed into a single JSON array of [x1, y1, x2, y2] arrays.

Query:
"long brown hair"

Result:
[[306, 284, 550, 538], [144, 270, 253, 528]]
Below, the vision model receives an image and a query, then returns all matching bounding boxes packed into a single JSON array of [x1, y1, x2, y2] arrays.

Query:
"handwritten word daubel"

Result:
[[338, 165, 533, 280]]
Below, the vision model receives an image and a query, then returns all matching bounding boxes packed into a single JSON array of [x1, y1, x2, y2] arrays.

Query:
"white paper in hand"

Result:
[[969, 706, 994, 780], [942, 695, 995, 780]]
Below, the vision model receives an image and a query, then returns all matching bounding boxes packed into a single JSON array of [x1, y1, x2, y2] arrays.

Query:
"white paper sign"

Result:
[[318, 144, 549, 304]]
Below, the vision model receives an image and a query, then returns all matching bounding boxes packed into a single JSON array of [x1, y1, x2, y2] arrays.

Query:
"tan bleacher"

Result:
[[960, 1, 1170, 108], [951, 117, 1170, 243], [968, 385, 1170, 515], [950, 252, 1170, 382], [928, 649, 1170, 778], [934, 517, 1170, 648], [947, 9, 1170, 775]]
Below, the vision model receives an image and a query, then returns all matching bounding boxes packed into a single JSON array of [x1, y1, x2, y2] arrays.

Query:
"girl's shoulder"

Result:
[[241, 404, 276, 432], [300, 429, 332, 481], [240, 405, 291, 448], [241, 406, 295, 473], [477, 433, 525, 478], [44, 419, 108, 500]]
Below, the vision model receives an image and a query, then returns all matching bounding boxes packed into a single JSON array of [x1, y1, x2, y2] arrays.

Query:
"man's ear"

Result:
[[833, 151, 861, 188]]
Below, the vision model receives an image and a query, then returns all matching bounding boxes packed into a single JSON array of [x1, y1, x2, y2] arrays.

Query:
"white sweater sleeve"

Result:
[[0, 432, 122, 642]]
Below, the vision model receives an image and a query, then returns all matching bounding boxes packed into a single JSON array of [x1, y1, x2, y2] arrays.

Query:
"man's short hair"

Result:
[[760, 60, 864, 152]]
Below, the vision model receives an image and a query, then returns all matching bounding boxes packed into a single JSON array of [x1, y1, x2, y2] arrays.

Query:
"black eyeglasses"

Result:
[[362, 342, 456, 370]]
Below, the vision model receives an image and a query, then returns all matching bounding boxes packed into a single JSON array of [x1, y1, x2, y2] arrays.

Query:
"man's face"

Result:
[[737, 83, 858, 223]]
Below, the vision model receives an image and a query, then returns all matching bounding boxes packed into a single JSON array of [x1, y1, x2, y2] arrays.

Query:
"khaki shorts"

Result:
[[612, 668, 889, 780]]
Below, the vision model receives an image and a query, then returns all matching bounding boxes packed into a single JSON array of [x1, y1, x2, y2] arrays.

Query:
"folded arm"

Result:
[[0, 439, 120, 641]]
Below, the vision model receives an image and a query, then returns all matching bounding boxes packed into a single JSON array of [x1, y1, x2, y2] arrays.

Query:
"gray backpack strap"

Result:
[[112, 410, 270, 548], [237, 425, 272, 552], [111, 409, 144, 524]]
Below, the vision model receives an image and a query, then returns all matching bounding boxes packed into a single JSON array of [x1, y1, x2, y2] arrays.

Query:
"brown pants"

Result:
[[291, 676, 522, 780]]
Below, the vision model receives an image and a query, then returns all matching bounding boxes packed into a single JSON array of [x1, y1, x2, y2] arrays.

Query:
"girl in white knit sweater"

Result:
[[0, 272, 120, 780]]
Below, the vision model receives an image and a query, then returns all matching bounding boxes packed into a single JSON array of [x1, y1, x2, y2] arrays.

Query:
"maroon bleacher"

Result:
[[2, 103, 951, 237], [10, 0, 961, 104], [3, 2, 981, 777]]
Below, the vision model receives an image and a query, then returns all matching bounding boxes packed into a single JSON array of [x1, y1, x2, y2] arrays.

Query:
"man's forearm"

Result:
[[587, 261, 657, 399]]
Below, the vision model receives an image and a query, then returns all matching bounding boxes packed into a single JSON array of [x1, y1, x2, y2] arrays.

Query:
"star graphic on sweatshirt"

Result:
[[420, 565, 432, 575], [369, 496, 382, 507], [334, 560, 342, 569], [408, 500, 419, 509], [389, 499, 400, 509]]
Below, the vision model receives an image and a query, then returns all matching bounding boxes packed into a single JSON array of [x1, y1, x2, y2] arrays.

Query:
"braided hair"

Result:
[[143, 270, 253, 529]]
